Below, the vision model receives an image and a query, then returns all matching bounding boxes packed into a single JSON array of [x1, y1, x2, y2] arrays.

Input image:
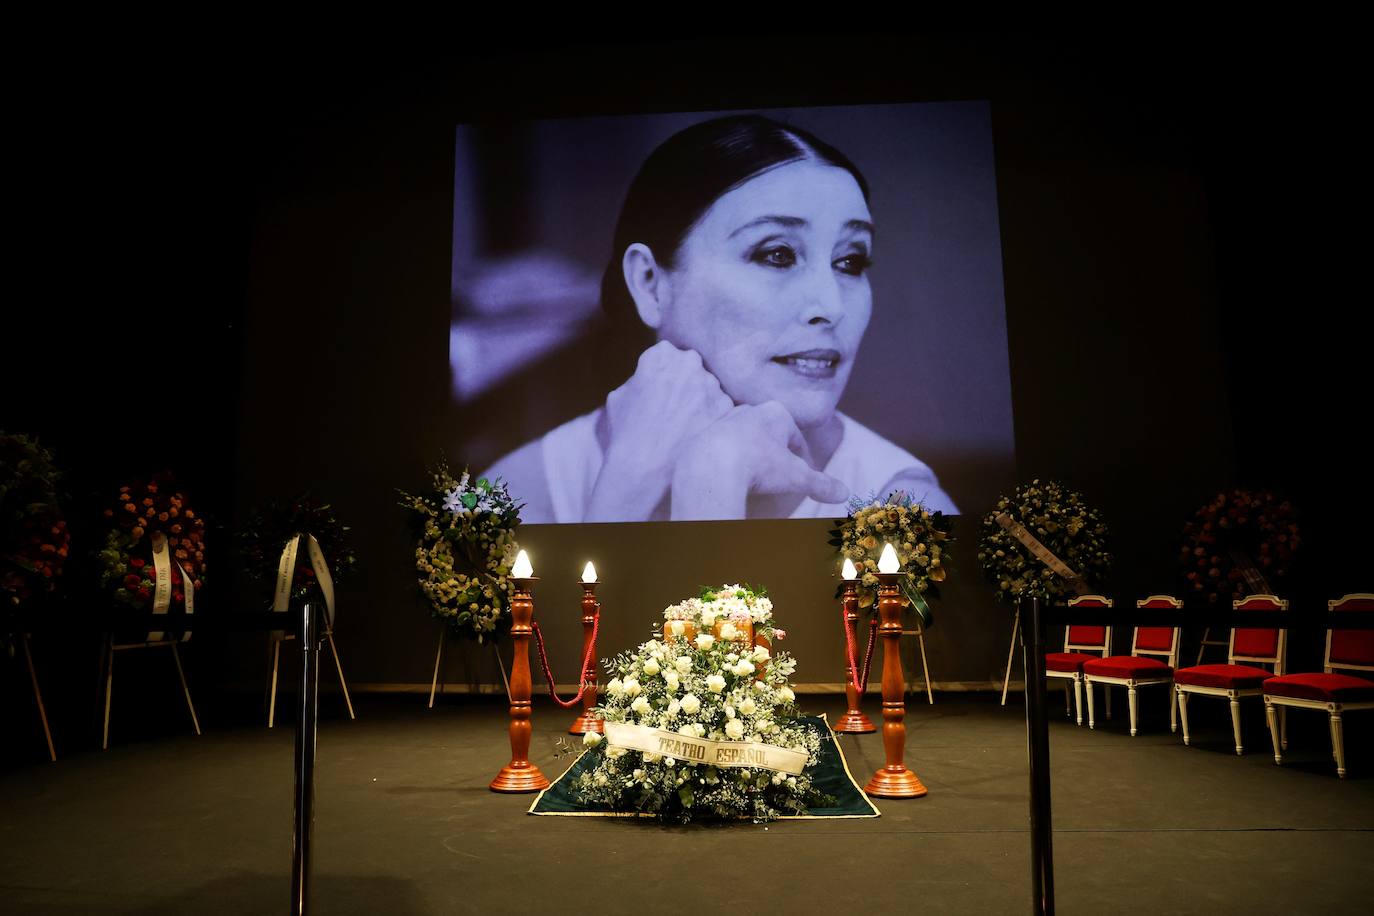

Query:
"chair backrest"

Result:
[[1326, 593, 1374, 675], [1229, 594, 1286, 675], [1133, 595, 1182, 666], [1065, 594, 1112, 655]]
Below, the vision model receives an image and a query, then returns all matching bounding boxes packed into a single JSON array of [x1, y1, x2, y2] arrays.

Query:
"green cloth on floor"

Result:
[[528, 715, 880, 818]]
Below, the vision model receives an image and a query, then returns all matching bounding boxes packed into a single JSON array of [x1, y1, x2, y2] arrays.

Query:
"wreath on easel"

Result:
[[1179, 489, 1299, 604], [96, 472, 205, 612], [978, 479, 1112, 603], [398, 461, 522, 643], [240, 494, 357, 606], [1, 433, 69, 615]]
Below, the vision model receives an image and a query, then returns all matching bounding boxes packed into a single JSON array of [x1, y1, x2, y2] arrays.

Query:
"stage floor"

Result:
[[2, 692, 1372, 914]]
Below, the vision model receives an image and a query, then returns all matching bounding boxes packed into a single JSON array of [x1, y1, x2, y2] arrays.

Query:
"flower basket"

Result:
[[575, 584, 825, 823]]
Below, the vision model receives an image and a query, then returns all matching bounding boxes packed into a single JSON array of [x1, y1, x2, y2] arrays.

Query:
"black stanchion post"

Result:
[[1022, 596, 1055, 915], [291, 601, 320, 916]]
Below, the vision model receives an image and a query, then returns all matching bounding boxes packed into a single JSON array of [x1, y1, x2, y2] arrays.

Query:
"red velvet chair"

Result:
[[1173, 594, 1287, 755], [1263, 593, 1374, 778], [1082, 596, 1181, 736], [1045, 595, 1113, 726]]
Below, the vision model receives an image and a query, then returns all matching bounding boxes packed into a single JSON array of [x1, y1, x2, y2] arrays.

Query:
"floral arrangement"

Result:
[[1, 433, 69, 608], [1179, 489, 1300, 604], [97, 473, 206, 610], [398, 462, 521, 642], [239, 494, 357, 604], [978, 479, 1112, 603], [829, 490, 953, 623], [573, 584, 828, 823]]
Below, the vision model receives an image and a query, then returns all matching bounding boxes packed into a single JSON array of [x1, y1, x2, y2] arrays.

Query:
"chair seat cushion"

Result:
[[1045, 652, 1099, 673], [1263, 672, 1374, 703], [1175, 664, 1272, 690], [1083, 656, 1173, 680]]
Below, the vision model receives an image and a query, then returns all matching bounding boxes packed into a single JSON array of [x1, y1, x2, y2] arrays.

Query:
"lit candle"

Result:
[[513, 550, 534, 579], [842, 557, 858, 580], [878, 543, 900, 574], [581, 561, 598, 584]]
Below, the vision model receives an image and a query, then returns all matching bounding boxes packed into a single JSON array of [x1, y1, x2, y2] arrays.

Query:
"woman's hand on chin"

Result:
[[584, 341, 733, 522], [670, 401, 848, 520]]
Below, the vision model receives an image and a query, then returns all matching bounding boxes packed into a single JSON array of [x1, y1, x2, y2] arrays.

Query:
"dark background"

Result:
[[4, 31, 1366, 760]]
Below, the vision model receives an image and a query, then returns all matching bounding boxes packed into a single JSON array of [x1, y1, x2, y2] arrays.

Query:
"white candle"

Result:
[[581, 561, 598, 584], [512, 550, 533, 579], [841, 557, 858, 580], [878, 543, 900, 574]]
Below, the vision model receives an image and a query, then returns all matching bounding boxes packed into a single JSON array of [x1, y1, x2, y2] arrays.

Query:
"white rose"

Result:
[[778, 686, 795, 703], [680, 694, 701, 716], [582, 731, 603, 747], [725, 719, 745, 740], [607, 746, 627, 759], [594, 771, 608, 786], [719, 621, 738, 640], [675, 656, 693, 675], [751, 645, 770, 663], [663, 671, 680, 692], [700, 609, 718, 627], [693, 723, 706, 738], [733, 659, 755, 677], [725, 705, 736, 719], [606, 678, 624, 698], [753, 681, 768, 693], [668, 620, 685, 637], [632, 768, 646, 781], [642, 752, 662, 763], [642, 658, 661, 676], [623, 677, 641, 697], [678, 724, 695, 737], [738, 697, 757, 716], [695, 634, 715, 651], [631, 696, 652, 715], [706, 674, 726, 694], [667, 698, 681, 717]]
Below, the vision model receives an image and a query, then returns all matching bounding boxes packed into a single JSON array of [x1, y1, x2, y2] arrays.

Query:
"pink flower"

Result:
[[773, 629, 787, 641]]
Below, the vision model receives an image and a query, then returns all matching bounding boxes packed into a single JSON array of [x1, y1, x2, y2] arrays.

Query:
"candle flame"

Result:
[[878, 543, 900, 574], [512, 549, 533, 579], [841, 557, 857, 580], [582, 561, 598, 583]]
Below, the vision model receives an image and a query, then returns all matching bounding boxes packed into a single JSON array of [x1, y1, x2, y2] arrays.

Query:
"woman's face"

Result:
[[656, 159, 874, 431]]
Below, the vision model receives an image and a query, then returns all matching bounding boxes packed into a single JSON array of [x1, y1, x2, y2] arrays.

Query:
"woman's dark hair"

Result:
[[600, 115, 870, 321]]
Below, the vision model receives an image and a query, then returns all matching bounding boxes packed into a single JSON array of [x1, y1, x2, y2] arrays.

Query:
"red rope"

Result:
[[841, 603, 880, 694], [531, 612, 600, 709]]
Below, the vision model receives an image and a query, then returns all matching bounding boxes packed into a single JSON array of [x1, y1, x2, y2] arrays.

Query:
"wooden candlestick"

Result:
[[834, 580, 876, 734], [569, 581, 603, 735], [490, 577, 549, 793], [864, 571, 928, 798]]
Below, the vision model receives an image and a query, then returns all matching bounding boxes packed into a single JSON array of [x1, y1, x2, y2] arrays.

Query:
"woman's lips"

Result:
[[771, 349, 842, 380]]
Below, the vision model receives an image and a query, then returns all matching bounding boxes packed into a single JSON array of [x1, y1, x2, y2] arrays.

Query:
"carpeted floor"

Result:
[[2, 691, 1372, 914]]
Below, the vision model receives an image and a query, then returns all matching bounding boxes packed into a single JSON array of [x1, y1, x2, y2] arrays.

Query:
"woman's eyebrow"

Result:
[[845, 219, 875, 237], [728, 215, 806, 238]]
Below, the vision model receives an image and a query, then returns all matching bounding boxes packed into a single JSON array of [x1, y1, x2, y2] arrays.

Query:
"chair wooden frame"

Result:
[[1083, 595, 1181, 736], [1046, 596, 1113, 726], [1174, 594, 1287, 756], [1264, 593, 1374, 778]]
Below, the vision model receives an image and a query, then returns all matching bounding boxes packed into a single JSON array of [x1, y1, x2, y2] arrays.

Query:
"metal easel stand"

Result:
[[268, 618, 354, 728]]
